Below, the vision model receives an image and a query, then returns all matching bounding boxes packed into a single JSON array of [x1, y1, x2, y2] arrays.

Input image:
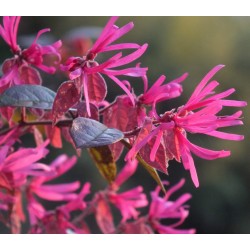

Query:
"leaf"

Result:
[[18, 65, 42, 85], [139, 136, 168, 174], [89, 146, 117, 183], [0, 107, 15, 122], [137, 118, 168, 174], [163, 129, 181, 162], [70, 117, 124, 148], [87, 73, 107, 103], [0, 173, 13, 191], [95, 194, 115, 234], [120, 219, 153, 234], [103, 95, 139, 160], [2, 58, 15, 74], [74, 101, 99, 121], [52, 80, 81, 123], [121, 139, 166, 193], [45, 126, 62, 148], [136, 154, 166, 194], [0, 84, 56, 109]]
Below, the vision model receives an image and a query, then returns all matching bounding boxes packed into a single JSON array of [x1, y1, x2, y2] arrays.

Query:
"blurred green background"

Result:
[[1, 17, 249, 233]]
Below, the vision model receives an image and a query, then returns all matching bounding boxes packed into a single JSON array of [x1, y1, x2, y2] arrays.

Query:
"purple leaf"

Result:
[[95, 194, 115, 233], [18, 65, 42, 85], [52, 80, 81, 123], [120, 220, 153, 234], [87, 72, 107, 103], [0, 84, 56, 109], [2, 58, 15, 74], [139, 136, 168, 174], [135, 118, 169, 174], [163, 129, 181, 162], [103, 95, 139, 160], [70, 117, 124, 148], [74, 101, 99, 121]]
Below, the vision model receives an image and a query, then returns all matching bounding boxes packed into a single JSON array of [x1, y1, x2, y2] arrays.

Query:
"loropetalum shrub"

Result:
[[0, 16, 247, 234]]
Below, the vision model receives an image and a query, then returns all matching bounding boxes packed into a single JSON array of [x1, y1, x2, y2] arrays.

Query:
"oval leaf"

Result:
[[87, 72, 107, 103], [89, 146, 117, 183], [74, 101, 99, 121], [103, 95, 140, 160], [18, 65, 42, 85], [0, 84, 56, 109], [70, 117, 124, 148], [52, 80, 81, 123], [137, 118, 168, 174], [95, 194, 115, 233]]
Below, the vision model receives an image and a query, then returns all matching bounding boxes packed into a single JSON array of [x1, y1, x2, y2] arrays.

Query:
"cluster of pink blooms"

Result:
[[0, 16, 246, 233]]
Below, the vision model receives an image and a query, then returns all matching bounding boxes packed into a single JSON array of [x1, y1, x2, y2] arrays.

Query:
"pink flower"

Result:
[[0, 140, 50, 189], [108, 160, 148, 222], [93, 160, 148, 233], [126, 65, 247, 187], [29, 182, 91, 233], [0, 16, 61, 89], [26, 154, 83, 225], [139, 73, 188, 112], [148, 179, 195, 234], [60, 17, 148, 115]]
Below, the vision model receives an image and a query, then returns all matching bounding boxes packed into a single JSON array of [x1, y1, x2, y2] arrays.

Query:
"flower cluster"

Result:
[[0, 16, 247, 234]]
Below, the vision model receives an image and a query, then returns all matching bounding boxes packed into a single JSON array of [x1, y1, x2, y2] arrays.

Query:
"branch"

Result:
[[0, 119, 73, 136]]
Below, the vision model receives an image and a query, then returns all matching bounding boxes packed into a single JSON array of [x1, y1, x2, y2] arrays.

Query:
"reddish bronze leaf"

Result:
[[45, 125, 62, 148], [103, 95, 139, 160], [0, 107, 14, 123], [74, 101, 99, 121], [120, 219, 153, 234], [87, 73, 107, 103], [2, 58, 14, 73], [18, 65, 42, 85], [163, 128, 181, 162], [0, 173, 12, 191], [132, 118, 169, 174], [52, 80, 81, 124], [95, 194, 115, 234], [139, 136, 168, 174]]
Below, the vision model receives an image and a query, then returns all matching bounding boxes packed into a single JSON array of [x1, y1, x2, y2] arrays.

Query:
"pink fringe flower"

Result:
[[126, 65, 247, 187], [29, 183, 91, 233], [0, 16, 61, 90], [148, 179, 195, 234], [108, 159, 148, 222], [26, 154, 83, 225], [60, 17, 148, 115], [139, 73, 188, 111]]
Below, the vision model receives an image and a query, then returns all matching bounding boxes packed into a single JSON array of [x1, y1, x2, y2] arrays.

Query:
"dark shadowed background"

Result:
[[0, 17, 249, 233]]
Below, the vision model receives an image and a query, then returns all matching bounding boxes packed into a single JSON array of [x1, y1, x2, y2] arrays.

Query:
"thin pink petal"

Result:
[[83, 73, 91, 116], [150, 130, 163, 162], [204, 130, 244, 141], [186, 65, 225, 105]]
